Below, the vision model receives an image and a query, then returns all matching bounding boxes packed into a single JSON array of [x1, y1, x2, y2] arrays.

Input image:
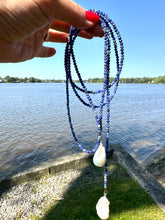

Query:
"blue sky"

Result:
[[0, 0, 165, 80]]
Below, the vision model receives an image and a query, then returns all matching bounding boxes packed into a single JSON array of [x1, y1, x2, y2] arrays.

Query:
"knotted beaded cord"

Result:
[[65, 10, 124, 196]]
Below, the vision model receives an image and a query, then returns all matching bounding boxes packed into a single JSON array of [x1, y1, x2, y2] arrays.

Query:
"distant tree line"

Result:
[[87, 76, 165, 84], [0, 76, 65, 83], [0, 75, 165, 84]]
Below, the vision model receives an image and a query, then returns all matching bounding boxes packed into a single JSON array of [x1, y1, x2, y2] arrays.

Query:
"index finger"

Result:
[[51, 20, 93, 39], [39, 0, 100, 29]]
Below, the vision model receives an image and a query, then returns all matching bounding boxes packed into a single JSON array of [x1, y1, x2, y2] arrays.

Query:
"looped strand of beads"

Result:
[[64, 10, 124, 220]]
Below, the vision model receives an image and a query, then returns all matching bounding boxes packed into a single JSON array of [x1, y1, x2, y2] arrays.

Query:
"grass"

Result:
[[32, 159, 165, 220]]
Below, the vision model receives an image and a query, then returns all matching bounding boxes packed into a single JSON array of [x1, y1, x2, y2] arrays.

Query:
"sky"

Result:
[[0, 0, 165, 80]]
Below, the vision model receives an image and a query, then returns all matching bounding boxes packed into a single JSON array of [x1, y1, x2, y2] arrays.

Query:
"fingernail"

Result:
[[85, 11, 100, 24]]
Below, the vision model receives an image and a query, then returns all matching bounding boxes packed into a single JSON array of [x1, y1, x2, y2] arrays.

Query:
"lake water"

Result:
[[0, 83, 165, 176]]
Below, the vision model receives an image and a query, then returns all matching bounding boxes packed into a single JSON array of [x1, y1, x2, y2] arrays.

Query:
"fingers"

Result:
[[86, 24, 104, 38], [78, 30, 93, 39], [51, 20, 103, 39], [43, 19, 103, 50], [45, 29, 69, 42], [50, 20, 93, 39], [51, 20, 71, 34], [37, 46, 56, 58], [41, 0, 101, 31]]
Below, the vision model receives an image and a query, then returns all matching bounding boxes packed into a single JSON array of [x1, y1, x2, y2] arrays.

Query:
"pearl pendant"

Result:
[[96, 196, 110, 220], [93, 142, 106, 167]]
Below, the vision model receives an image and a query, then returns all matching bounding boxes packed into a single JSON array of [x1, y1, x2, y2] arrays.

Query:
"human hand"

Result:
[[0, 0, 103, 63]]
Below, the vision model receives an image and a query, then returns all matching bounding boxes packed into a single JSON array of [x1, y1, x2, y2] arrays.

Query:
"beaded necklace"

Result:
[[64, 10, 124, 220]]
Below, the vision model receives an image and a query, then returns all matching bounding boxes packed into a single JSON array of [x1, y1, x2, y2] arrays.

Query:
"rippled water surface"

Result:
[[0, 83, 165, 175]]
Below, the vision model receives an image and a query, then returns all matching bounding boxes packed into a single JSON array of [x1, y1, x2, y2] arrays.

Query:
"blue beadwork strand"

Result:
[[64, 10, 124, 195]]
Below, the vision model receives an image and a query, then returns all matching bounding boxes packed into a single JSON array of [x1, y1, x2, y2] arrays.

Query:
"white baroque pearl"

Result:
[[93, 142, 106, 167], [96, 196, 110, 220]]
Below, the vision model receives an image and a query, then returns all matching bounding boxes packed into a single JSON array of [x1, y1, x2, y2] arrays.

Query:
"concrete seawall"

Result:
[[0, 144, 165, 212], [142, 145, 165, 188], [113, 144, 165, 212], [0, 152, 91, 191]]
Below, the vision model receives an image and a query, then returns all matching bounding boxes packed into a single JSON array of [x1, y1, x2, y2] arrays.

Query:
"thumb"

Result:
[[41, 0, 100, 29]]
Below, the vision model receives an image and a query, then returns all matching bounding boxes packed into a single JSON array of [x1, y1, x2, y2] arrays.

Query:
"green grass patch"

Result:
[[35, 159, 165, 220]]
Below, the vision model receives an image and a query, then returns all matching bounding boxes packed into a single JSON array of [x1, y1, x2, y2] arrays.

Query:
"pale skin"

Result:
[[0, 0, 103, 63]]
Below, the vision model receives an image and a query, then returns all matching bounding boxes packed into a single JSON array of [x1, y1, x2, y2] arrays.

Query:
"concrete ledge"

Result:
[[142, 145, 165, 167], [113, 144, 165, 212], [0, 152, 91, 191]]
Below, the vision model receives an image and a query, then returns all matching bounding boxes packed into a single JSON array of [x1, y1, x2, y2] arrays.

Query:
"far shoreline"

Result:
[[0, 75, 165, 84]]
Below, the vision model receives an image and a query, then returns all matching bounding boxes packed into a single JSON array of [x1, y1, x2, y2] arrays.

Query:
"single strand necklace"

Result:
[[64, 10, 124, 220]]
